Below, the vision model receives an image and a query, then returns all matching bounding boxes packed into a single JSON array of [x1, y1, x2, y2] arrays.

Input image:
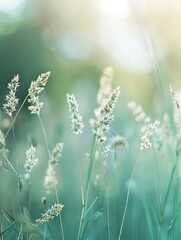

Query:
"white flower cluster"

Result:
[[67, 94, 84, 135], [3, 75, 19, 117], [0, 130, 9, 158], [140, 121, 160, 150], [92, 87, 120, 144], [128, 101, 160, 151], [44, 143, 63, 193], [36, 203, 64, 224], [97, 66, 113, 105], [24, 145, 39, 176], [28, 72, 50, 114], [127, 101, 150, 124], [102, 145, 112, 166]]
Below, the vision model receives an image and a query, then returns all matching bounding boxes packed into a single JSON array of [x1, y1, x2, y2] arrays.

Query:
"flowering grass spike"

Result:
[[36, 203, 64, 224], [44, 143, 63, 193], [92, 87, 120, 143], [28, 71, 50, 114], [97, 66, 113, 105], [3, 75, 19, 117], [24, 145, 39, 175], [67, 94, 84, 135]]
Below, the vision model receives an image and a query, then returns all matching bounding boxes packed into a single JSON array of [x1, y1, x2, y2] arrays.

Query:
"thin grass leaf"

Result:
[[160, 157, 179, 217], [82, 210, 103, 239], [0, 219, 17, 236], [168, 202, 181, 234], [85, 197, 98, 216]]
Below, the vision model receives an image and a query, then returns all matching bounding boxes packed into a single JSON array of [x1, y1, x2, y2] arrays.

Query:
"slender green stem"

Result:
[[85, 135, 97, 193], [28, 225, 37, 240], [118, 152, 141, 240], [17, 224, 22, 240], [55, 187, 65, 240], [158, 156, 179, 239], [106, 169, 111, 240], [3, 154, 18, 176], [77, 137, 84, 206], [160, 157, 179, 216], [37, 114, 51, 157], [43, 224, 47, 240], [5, 95, 29, 139], [10, 116, 24, 239], [37, 114, 64, 240], [77, 135, 97, 240], [27, 179, 31, 214]]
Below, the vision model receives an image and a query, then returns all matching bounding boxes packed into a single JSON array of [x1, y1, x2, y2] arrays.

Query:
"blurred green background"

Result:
[[1, 0, 181, 239], [1, 0, 181, 107]]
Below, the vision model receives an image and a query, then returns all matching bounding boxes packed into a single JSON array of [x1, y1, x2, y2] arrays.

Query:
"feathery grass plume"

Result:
[[170, 85, 181, 128], [0, 130, 9, 157], [97, 66, 113, 105], [24, 145, 39, 179], [49, 142, 63, 165], [91, 87, 120, 144], [67, 94, 84, 135], [90, 67, 120, 144], [111, 135, 129, 148], [102, 145, 112, 166], [44, 143, 63, 193], [140, 120, 160, 150], [153, 113, 171, 151], [3, 75, 19, 117], [0, 130, 5, 149], [35, 203, 64, 224], [28, 72, 50, 115], [127, 101, 151, 124], [128, 101, 160, 150]]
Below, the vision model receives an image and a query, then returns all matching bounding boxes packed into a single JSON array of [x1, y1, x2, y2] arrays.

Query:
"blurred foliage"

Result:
[[1, 0, 181, 112]]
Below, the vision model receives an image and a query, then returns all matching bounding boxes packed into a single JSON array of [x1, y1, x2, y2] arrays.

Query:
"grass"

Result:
[[0, 66, 181, 240]]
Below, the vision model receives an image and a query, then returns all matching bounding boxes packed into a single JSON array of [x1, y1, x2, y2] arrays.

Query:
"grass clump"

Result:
[[0, 66, 181, 240]]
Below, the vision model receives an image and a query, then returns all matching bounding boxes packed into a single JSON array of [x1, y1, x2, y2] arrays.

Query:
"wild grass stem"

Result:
[[5, 95, 29, 139], [38, 114, 65, 240], [118, 151, 141, 240], [77, 134, 97, 240]]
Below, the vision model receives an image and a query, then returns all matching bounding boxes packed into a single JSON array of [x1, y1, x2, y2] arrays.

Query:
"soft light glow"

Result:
[[58, 30, 93, 60], [0, 0, 26, 15], [93, 0, 164, 73], [94, 0, 131, 18]]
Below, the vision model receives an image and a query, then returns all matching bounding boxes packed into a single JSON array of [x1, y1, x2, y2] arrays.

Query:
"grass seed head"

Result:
[[3, 75, 19, 117], [28, 72, 50, 115], [67, 93, 84, 135], [36, 203, 64, 224], [97, 66, 113, 105], [24, 145, 39, 175], [93, 87, 120, 144]]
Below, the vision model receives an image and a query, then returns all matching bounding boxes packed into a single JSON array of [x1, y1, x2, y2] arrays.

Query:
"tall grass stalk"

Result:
[[118, 152, 141, 240], [37, 114, 65, 240], [55, 186, 65, 240], [105, 168, 111, 240], [158, 155, 180, 239], [2, 69, 181, 239], [77, 137, 84, 206], [77, 135, 97, 240], [5, 95, 29, 139]]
